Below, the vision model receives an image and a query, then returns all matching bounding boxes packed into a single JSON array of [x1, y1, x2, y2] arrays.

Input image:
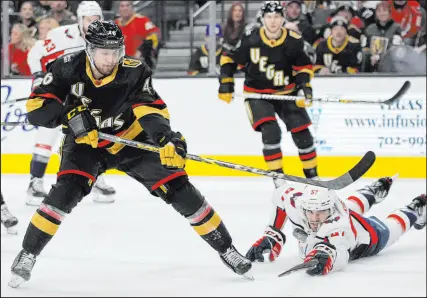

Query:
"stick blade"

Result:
[[383, 81, 411, 106], [312, 151, 376, 190]]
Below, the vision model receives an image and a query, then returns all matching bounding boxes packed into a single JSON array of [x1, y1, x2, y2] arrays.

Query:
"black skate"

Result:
[[1, 204, 18, 234], [359, 175, 396, 204], [219, 245, 253, 280], [9, 249, 37, 288], [406, 194, 426, 230], [26, 177, 47, 206]]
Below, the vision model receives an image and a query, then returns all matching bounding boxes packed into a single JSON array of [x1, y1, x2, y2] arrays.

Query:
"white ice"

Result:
[[1, 175, 426, 297]]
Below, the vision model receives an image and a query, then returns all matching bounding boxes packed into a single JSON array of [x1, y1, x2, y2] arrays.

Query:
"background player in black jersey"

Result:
[[219, 1, 318, 188], [314, 16, 363, 75], [8, 20, 252, 288]]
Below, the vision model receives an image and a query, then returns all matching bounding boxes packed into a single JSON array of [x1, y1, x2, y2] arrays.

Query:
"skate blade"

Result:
[[7, 227, 18, 235], [242, 272, 255, 281], [8, 274, 26, 288], [92, 195, 116, 203], [391, 173, 399, 181]]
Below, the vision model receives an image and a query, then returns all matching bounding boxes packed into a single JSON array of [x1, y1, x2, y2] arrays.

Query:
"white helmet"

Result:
[[298, 185, 339, 232], [77, 1, 104, 31]]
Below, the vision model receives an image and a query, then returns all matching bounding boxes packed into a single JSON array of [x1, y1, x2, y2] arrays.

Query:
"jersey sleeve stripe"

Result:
[[29, 92, 63, 104]]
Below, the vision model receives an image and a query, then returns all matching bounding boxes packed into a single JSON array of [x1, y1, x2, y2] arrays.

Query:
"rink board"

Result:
[[1, 76, 426, 178]]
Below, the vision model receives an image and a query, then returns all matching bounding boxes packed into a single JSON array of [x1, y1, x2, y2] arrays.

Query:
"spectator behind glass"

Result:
[[389, 0, 424, 45], [115, 1, 161, 70], [36, 17, 60, 40], [9, 23, 35, 75], [314, 16, 362, 74], [44, 0, 77, 26], [363, 1, 403, 72], [32, 1, 52, 20], [283, 0, 317, 45], [356, 1, 379, 28], [188, 24, 223, 76], [19, 1, 37, 37], [223, 2, 246, 48], [315, 3, 364, 46]]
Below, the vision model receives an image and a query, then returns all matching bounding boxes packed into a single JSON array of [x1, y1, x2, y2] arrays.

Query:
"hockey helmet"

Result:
[[260, 1, 285, 17], [77, 1, 104, 32]]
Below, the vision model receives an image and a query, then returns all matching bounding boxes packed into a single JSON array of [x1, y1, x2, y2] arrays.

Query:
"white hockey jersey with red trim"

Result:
[[269, 183, 375, 272], [27, 24, 85, 74]]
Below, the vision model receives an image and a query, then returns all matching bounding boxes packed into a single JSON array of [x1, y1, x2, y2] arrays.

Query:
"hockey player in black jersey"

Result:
[[314, 16, 363, 74], [8, 20, 252, 288], [219, 1, 318, 188]]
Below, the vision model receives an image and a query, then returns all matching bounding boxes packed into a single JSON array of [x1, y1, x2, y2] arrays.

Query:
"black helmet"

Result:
[[85, 20, 124, 49], [260, 1, 284, 17]]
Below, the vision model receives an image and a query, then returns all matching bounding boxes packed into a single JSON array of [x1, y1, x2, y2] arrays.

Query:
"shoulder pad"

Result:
[[289, 30, 302, 39], [122, 58, 142, 68]]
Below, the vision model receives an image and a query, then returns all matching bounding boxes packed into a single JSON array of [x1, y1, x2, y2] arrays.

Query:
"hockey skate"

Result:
[[406, 194, 426, 230], [26, 177, 47, 206], [1, 204, 18, 234], [359, 175, 396, 204], [219, 245, 253, 280], [91, 175, 116, 203], [8, 249, 37, 288]]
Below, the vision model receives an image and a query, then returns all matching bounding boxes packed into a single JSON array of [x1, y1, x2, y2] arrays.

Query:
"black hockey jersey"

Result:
[[26, 50, 171, 154], [220, 26, 313, 94], [314, 36, 362, 74]]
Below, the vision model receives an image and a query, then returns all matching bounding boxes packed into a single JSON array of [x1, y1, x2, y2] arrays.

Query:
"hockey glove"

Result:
[[295, 83, 313, 108], [246, 225, 286, 262], [158, 131, 187, 169], [62, 105, 99, 148], [218, 75, 234, 103], [304, 242, 337, 276]]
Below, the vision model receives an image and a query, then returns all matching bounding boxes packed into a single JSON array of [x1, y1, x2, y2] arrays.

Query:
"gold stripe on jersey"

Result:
[[220, 55, 235, 66], [146, 33, 159, 49], [293, 69, 315, 80], [26, 98, 45, 113], [260, 27, 287, 48], [346, 67, 358, 74], [327, 36, 349, 54], [107, 120, 143, 155], [85, 57, 119, 88], [201, 45, 223, 57], [313, 65, 325, 72], [133, 105, 170, 120]]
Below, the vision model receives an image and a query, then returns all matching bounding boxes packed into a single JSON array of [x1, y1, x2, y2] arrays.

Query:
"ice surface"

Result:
[[1, 175, 426, 297]]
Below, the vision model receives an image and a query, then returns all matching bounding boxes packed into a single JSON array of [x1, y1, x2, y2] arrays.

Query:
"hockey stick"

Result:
[[1, 97, 29, 105], [278, 259, 319, 278], [236, 80, 411, 106], [0, 122, 375, 190]]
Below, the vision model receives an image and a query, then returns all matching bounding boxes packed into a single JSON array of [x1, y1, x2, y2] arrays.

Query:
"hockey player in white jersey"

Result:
[[26, 1, 116, 206], [246, 176, 426, 275]]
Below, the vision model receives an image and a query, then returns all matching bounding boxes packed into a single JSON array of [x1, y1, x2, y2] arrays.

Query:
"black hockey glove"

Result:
[[157, 131, 187, 169], [246, 225, 286, 262], [218, 75, 234, 103], [296, 82, 313, 108], [304, 242, 337, 276], [62, 105, 99, 148]]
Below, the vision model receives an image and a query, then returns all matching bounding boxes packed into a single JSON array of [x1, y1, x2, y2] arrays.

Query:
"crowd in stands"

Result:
[[2, 0, 426, 77]]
